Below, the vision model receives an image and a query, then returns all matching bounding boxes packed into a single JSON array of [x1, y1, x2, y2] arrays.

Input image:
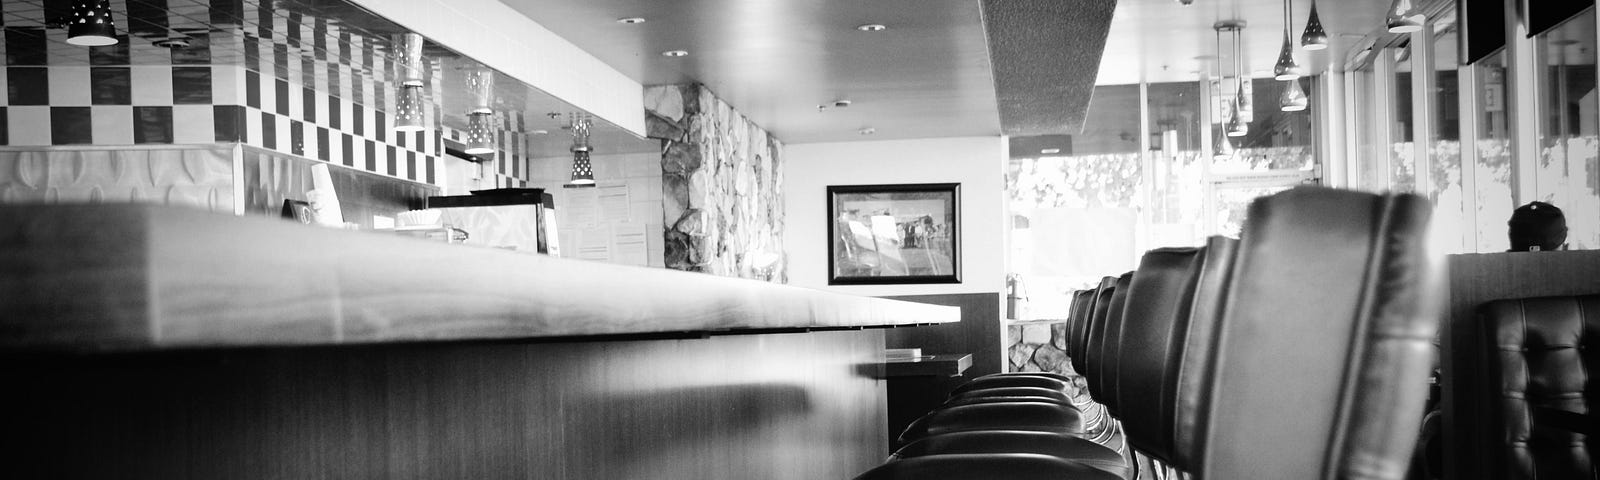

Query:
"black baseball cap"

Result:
[[1508, 201, 1567, 252]]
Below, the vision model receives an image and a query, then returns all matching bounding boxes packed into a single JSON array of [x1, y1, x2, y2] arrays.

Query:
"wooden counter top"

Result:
[[0, 205, 957, 352]]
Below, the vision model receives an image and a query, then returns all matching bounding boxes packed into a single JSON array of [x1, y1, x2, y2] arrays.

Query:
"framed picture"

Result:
[[828, 183, 960, 285]]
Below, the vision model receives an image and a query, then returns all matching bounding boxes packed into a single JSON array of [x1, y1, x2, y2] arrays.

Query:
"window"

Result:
[[1533, 8, 1599, 249]]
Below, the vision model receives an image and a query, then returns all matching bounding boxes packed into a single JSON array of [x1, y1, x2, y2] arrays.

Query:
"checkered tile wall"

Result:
[[0, 0, 538, 189]]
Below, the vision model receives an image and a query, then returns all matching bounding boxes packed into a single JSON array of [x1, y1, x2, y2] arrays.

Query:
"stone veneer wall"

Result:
[[644, 84, 785, 282], [1006, 320, 1073, 375]]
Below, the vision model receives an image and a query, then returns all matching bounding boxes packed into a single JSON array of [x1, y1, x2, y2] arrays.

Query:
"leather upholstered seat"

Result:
[[853, 453, 1122, 480], [1475, 294, 1600, 479], [897, 402, 1085, 444], [1111, 245, 1206, 462], [1091, 271, 1134, 415], [1071, 277, 1118, 377], [1194, 187, 1442, 479], [891, 431, 1129, 478]]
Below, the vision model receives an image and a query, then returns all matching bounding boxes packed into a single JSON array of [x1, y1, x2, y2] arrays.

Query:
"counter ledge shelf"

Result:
[[0, 204, 959, 353]]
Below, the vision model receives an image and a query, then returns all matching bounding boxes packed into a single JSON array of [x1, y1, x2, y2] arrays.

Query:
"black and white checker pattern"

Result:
[[0, 0, 543, 189]]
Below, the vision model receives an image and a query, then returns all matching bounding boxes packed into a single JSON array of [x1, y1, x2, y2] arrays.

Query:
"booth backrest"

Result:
[[1199, 187, 1443, 480], [1476, 294, 1600, 479], [1071, 276, 1118, 376], [1114, 246, 1205, 463], [1171, 236, 1238, 470], [1092, 271, 1134, 412]]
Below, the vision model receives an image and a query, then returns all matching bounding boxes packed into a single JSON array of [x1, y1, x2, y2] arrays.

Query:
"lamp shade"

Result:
[[1273, 32, 1305, 81], [394, 85, 426, 132], [1212, 130, 1236, 160], [1226, 83, 1249, 137], [1301, 1, 1329, 50], [566, 146, 596, 188], [467, 69, 495, 115], [464, 113, 495, 155], [1387, 0, 1424, 33], [1280, 79, 1309, 112], [395, 33, 426, 87], [67, 0, 118, 46]]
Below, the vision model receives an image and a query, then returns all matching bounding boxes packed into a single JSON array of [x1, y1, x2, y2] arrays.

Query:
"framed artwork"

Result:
[[827, 183, 960, 285]]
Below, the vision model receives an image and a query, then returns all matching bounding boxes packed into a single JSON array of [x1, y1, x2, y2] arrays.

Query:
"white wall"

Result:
[[527, 151, 665, 267], [784, 136, 1007, 296]]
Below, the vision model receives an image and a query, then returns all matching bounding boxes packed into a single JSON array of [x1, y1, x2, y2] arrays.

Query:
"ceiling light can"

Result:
[[662, 50, 689, 57], [857, 24, 887, 32], [617, 17, 646, 24]]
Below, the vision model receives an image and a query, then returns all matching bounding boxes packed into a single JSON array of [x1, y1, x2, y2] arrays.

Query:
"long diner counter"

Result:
[[0, 204, 957, 352], [0, 204, 955, 479]]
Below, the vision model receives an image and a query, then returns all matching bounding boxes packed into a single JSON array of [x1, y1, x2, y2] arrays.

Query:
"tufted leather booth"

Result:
[[1196, 187, 1442, 479], [1112, 245, 1205, 462], [1476, 294, 1600, 479], [1090, 272, 1134, 414]]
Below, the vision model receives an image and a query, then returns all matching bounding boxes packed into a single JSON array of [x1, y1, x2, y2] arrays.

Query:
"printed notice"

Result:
[[575, 226, 611, 261], [610, 223, 649, 266], [565, 188, 601, 227], [598, 184, 631, 222]]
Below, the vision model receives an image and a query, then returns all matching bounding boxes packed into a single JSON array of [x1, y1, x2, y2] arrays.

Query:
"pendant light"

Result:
[[1301, 1, 1329, 50], [462, 67, 496, 155], [1212, 129, 1236, 160], [393, 34, 428, 132], [1226, 22, 1249, 137], [67, 0, 118, 46], [1273, 0, 1305, 81], [463, 112, 496, 155], [394, 85, 426, 131], [566, 118, 596, 188], [1387, 0, 1424, 33], [1280, 78, 1309, 112], [396, 34, 426, 87]]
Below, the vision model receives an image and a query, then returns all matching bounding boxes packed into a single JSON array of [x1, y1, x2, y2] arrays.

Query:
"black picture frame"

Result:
[[827, 183, 960, 285]]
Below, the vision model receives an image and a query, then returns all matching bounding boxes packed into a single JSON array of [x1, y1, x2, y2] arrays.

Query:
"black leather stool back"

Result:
[[1092, 271, 1134, 413], [1198, 187, 1442, 480], [1171, 236, 1238, 470], [1113, 245, 1205, 461], [1071, 276, 1117, 376], [1476, 294, 1600, 479]]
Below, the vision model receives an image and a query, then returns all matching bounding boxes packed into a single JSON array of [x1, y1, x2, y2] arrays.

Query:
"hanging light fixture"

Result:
[[67, 0, 118, 46], [1273, 0, 1305, 81], [1301, 0, 1329, 50], [1226, 22, 1249, 137], [464, 113, 496, 155], [1386, 0, 1424, 33], [1212, 129, 1236, 160], [1280, 78, 1309, 112], [396, 34, 426, 87], [466, 69, 495, 115], [566, 118, 596, 188], [461, 66, 496, 155], [392, 34, 428, 132], [394, 85, 426, 131]]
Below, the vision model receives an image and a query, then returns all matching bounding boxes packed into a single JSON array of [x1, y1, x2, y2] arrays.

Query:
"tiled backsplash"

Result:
[[0, 0, 539, 191]]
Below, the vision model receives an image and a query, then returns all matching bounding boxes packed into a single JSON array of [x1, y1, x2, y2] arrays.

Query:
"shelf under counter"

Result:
[[0, 204, 958, 353]]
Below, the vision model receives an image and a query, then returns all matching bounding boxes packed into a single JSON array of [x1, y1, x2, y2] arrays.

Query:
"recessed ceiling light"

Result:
[[857, 24, 887, 32], [833, 100, 852, 108], [531, 129, 549, 135], [858, 127, 876, 135], [617, 17, 646, 24], [661, 50, 689, 57], [1041, 148, 1061, 154]]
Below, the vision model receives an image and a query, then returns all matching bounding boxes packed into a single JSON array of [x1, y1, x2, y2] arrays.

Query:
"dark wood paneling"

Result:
[[0, 330, 888, 480], [1442, 251, 1600, 480], [879, 292, 1002, 446]]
